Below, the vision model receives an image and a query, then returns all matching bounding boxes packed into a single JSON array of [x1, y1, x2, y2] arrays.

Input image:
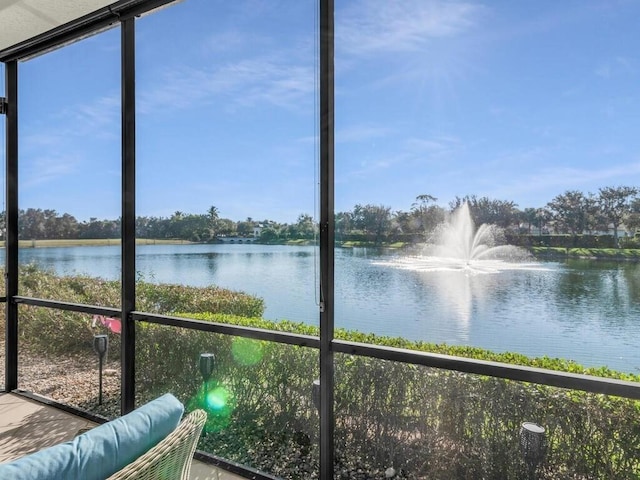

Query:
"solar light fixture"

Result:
[[93, 335, 108, 405], [199, 353, 215, 384], [520, 422, 547, 480], [312, 379, 320, 411]]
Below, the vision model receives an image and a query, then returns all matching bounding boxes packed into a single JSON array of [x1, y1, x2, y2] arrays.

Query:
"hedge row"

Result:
[[530, 247, 640, 261], [1, 264, 264, 355], [507, 234, 619, 249]]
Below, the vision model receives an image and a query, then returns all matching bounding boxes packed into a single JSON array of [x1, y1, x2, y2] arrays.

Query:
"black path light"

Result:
[[312, 379, 321, 411], [93, 335, 108, 405], [199, 353, 215, 386], [520, 422, 547, 480]]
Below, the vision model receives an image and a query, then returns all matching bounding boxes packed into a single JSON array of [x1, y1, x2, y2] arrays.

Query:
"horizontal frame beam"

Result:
[[134, 312, 321, 349], [14, 296, 121, 317], [194, 452, 279, 480], [333, 339, 640, 400], [10, 296, 640, 400]]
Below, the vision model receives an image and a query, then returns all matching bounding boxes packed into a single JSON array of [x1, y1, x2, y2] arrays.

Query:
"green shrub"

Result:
[[10, 265, 263, 357], [531, 247, 640, 261], [136, 281, 264, 318], [519, 235, 617, 249], [134, 320, 319, 475], [156, 313, 640, 479], [619, 237, 640, 249]]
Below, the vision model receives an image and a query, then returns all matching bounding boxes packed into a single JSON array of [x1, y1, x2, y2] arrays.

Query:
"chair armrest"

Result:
[[107, 409, 207, 480]]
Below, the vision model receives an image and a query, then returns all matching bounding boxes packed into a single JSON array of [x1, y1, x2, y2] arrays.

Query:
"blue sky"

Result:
[[3, 0, 640, 223]]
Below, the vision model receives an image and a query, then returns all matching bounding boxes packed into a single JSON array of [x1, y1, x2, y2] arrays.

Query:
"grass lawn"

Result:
[[531, 246, 640, 259], [339, 240, 408, 248]]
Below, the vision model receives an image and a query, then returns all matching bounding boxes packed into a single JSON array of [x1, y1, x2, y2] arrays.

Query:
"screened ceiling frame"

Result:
[[0, 0, 176, 62], [3, 1, 640, 480]]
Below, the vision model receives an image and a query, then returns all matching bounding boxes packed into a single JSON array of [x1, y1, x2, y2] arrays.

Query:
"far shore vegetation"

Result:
[[4, 185, 640, 261]]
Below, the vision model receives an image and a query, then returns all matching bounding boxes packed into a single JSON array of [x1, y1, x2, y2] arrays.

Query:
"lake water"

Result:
[[10, 243, 640, 374]]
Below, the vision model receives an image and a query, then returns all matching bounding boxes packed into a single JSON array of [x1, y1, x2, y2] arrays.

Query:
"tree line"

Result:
[[3, 186, 640, 246], [0, 205, 313, 243], [340, 186, 640, 246]]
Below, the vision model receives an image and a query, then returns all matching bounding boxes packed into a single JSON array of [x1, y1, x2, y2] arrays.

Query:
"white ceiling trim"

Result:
[[0, 0, 118, 52]]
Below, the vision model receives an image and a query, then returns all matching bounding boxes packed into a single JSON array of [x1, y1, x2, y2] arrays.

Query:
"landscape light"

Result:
[[92, 335, 108, 405], [199, 353, 215, 384], [520, 422, 547, 480], [312, 379, 320, 411]]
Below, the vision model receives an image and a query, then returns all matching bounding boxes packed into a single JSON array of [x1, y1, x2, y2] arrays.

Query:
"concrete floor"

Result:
[[0, 393, 245, 480]]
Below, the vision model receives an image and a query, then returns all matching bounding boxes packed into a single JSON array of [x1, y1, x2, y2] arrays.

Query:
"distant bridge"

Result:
[[216, 236, 258, 244]]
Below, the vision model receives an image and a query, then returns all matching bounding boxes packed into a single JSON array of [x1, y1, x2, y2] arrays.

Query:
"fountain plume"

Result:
[[380, 203, 534, 274], [429, 203, 527, 263]]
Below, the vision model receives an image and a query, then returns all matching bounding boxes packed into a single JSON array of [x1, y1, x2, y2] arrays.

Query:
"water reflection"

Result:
[[419, 271, 473, 342]]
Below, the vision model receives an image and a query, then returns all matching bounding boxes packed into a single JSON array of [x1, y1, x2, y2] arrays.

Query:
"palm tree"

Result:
[[207, 206, 220, 238]]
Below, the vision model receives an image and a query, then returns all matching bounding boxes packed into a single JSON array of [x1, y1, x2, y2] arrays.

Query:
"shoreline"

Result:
[[5, 238, 640, 262], [0, 239, 195, 249], [530, 246, 640, 261]]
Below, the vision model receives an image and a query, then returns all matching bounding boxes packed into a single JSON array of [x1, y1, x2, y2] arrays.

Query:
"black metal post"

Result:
[[93, 335, 108, 405], [99, 355, 103, 404], [4, 60, 18, 392], [319, 0, 335, 478], [121, 17, 136, 414]]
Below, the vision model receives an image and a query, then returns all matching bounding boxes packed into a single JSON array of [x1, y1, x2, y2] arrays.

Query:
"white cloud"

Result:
[[19, 93, 120, 188], [206, 31, 251, 53], [21, 153, 80, 189], [205, 30, 273, 54], [336, 125, 393, 143], [487, 160, 640, 205], [339, 133, 462, 182], [65, 94, 120, 137], [21, 93, 121, 151], [138, 55, 315, 114], [337, 0, 482, 56], [595, 56, 636, 79], [404, 135, 461, 158]]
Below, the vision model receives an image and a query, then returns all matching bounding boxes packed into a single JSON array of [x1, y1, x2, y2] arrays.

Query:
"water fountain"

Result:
[[380, 203, 536, 274], [372, 203, 540, 337]]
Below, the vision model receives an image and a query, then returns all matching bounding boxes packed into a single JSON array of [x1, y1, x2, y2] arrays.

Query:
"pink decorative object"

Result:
[[92, 315, 122, 334]]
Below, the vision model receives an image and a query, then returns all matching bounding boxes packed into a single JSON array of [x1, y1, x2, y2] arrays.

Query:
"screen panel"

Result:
[[333, 0, 640, 379], [135, 0, 320, 333], [136, 322, 319, 479], [335, 352, 640, 479], [18, 305, 122, 419], [17, 28, 121, 308]]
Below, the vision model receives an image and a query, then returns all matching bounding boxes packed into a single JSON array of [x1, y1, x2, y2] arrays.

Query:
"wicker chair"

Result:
[[107, 409, 207, 480]]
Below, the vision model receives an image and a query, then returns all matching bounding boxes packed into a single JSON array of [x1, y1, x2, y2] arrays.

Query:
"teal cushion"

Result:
[[0, 393, 184, 480]]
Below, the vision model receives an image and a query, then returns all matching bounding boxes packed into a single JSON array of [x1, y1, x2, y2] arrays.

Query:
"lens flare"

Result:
[[205, 386, 229, 411], [231, 337, 264, 366], [188, 381, 235, 433]]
